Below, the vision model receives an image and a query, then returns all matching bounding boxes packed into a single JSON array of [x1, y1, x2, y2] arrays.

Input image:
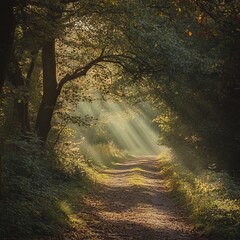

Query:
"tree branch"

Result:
[[57, 52, 136, 95], [57, 55, 104, 94]]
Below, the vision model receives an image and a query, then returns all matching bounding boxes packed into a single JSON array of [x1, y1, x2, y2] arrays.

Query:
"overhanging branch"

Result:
[[57, 51, 135, 95]]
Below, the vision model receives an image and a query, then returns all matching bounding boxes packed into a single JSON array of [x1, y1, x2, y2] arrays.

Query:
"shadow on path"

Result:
[[65, 157, 205, 240]]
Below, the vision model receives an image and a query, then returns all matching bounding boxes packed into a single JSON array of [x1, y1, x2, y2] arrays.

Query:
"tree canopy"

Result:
[[1, 0, 240, 189]]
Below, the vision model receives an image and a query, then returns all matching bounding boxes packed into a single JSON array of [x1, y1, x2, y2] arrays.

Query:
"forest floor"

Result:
[[59, 156, 205, 240]]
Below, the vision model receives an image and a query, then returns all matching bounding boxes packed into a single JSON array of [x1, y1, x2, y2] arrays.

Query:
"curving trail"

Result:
[[67, 157, 205, 240]]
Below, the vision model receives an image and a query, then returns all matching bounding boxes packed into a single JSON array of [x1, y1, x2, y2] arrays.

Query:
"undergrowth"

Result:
[[79, 141, 127, 168], [0, 136, 124, 239], [158, 149, 240, 240]]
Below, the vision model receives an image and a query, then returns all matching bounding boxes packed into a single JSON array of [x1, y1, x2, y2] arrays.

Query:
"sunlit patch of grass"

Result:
[[158, 149, 240, 240], [132, 167, 145, 172], [55, 141, 112, 185], [58, 199, 86, 230], [81, 161, 109, 184], [128, 172, 145, 186], [59, 201, 73, 216]]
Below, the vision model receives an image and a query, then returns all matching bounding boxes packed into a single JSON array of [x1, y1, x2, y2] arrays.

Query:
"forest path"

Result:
[[69, 156, 204, 240]]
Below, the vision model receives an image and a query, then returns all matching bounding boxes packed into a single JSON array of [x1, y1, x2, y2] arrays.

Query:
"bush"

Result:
[[158, 149, 240, 240], [0, 136, 85, 238]]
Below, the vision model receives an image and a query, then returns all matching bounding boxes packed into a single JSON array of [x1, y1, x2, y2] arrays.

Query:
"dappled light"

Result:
[[69, 157, 200, 240], [1, 0, 240, 239]]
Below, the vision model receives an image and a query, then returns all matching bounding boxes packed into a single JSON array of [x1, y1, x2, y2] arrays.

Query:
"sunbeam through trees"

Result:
[[0, 0, 240, 239]]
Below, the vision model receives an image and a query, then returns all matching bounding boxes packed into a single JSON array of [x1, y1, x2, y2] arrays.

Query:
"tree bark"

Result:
[[36, 40, 58, 142], [35, 39, 117, 143], [0, 142, 3, 199], [8, 54, 32, 132], [0, 1, 15, 196], [0, 0, 16, 92]]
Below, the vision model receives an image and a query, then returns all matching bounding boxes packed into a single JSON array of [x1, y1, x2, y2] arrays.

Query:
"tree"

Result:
[[34, 1, 135, 142], [36, 39, 132, 141], [0, 1, 16, 92], [2, 0, 239, 173]]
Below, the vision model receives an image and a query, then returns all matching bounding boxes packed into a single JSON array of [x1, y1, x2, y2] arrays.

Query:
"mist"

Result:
[[72, 100, 163, 157]]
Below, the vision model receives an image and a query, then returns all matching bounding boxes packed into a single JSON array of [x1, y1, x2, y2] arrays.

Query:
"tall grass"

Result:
[[158, 150, 240, 240], [0, 136, 125, 239], [79, 141, 127, 168]]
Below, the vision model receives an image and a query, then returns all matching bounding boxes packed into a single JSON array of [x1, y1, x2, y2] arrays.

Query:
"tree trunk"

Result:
[[0, 1, 16, 197], [0, 0, 16, 92], [0, 143, 3, 199], [36, 40, 58, 142], [8, 55, 31, 132]]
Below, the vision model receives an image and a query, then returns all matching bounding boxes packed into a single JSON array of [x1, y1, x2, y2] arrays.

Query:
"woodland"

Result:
[[0, 0, 240, 239]]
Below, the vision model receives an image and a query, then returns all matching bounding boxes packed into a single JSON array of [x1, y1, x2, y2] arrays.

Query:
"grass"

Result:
[[79, 141, 127, 169], [158, 149, 240, 240], [0, 138, 124, 239], [128, 172, 145, 186]]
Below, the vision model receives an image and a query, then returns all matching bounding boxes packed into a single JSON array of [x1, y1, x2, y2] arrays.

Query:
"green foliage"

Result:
[[112, 0, 240, 172], [158, 150, 240, 240], [1, 0, 240, 237], [79, 141, 127, 168], [0, 129, 127, 238], [0, 135, 84, 238]]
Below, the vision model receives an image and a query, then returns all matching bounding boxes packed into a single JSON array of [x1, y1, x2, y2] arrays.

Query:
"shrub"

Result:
[[158, 149, 240, 240]]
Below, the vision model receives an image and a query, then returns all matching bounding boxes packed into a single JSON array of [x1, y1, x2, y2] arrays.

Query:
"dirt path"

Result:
[[68, 156, 204, 240]]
